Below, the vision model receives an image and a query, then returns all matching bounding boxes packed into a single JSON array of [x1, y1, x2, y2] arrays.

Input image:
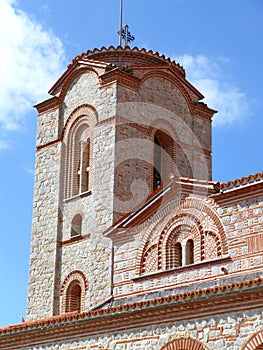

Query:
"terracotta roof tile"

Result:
[[220, 171, 263, 191]]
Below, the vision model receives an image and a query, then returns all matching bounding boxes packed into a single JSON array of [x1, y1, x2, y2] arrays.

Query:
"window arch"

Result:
[[71, 214, 82, 237], [137, 197, 227, 276], [63, 105, 97, 199], [160, 336, 208, 350], [153, 130, 175, 190], [60, 270, 88, 314]]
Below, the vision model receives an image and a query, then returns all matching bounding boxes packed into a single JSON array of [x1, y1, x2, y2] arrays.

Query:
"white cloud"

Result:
[[0, 0, 65, 139], [175, 54, 249, 126]]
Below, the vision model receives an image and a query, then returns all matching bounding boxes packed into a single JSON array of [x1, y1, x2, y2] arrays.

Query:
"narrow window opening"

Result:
[[71, 214, 82, 237], [185, 239, 194, 265], [154, 136, 161, 190], [77, 140, 90, 194], [153, 130, 175, 191]]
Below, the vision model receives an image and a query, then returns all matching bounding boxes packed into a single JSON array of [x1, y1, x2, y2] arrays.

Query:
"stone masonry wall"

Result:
[[114, 122, 152, 220], [17, 308, 263, 349], [28, 67, 118, 319], [62, 69, 117, 125], [58, 72, 117, 312], [27, 142, 61, 320]]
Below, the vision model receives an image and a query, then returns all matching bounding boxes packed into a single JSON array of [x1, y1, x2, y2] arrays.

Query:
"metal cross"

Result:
[[118, 0, 135, 47], [121, 24, 135, 47]]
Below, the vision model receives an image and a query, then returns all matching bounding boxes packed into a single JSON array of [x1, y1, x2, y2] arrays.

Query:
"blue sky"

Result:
[[0, 0, 262, 326]]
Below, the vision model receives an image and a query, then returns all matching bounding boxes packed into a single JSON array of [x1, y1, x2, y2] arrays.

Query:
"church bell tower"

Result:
[[27, 46, 216, 320]]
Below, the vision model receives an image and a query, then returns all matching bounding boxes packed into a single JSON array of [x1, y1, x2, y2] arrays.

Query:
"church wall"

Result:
[[114, 122, 152, 220], [138, 77, 211, 180], [36, 109, 60, 146], [111, 190, 263, 302], [57, 72, 117, 312], [215, 191, 263, 271], [62, 70, 117, 126], [57, 82, 117, 309], [59, 237, 112, 311], [8, 308, 263, 349], [27, 142, 61, 320], [27, 69, 118, 319]]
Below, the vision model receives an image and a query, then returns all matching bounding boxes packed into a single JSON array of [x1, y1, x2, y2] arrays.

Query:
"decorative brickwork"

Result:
[[60, 270, 88, 314], [62, 104, 97, 199], [137, 196, 227, 275], [160, 337, 208, 350], [242, 329, 263, 349]]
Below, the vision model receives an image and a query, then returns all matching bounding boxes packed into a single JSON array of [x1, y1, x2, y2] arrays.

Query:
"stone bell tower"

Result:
[[26, 46, 216, 320]]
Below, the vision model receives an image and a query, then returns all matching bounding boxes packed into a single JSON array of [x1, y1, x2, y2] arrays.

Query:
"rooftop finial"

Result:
[[118, 0, 135, 47]]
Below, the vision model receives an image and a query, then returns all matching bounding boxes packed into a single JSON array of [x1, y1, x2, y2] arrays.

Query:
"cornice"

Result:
[[34, 96, 60, 114], [193, 101, 217, 121]]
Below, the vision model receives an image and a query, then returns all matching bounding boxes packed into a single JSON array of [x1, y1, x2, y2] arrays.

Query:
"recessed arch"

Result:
[[62, 105, 98, 199], [139, 71, 195, 115], [62, 104, 98, 141], [60, 270, 88, 314], [153, 129, 175, 190], [160, 336, 208, 350], [241, 328, 263, 350], [58, 67, 99, 109], [137, 196, 227, 275]]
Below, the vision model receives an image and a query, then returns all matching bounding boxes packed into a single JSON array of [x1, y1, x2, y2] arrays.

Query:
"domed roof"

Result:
[[68, 45, 186, 77]]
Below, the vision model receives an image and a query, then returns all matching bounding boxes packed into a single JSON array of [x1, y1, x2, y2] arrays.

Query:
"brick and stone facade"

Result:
[[1, 46, 263, 350]]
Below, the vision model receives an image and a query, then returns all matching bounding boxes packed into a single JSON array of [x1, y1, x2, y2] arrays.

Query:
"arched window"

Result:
[[61, 270, 87, 314], [65, 280, 81, 313], [185, 239, 194, 265], [63, 107, 97, 199], [166, 242, 182, 269], [71, 214, 82, 237], [153, 130, 175, 191]]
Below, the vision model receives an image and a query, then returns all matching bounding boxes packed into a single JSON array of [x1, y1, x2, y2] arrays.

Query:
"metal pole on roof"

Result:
[[119, 0, 123, 47]]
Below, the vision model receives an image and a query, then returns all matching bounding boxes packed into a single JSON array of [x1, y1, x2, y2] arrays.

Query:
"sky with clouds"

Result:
[[0, 0, 262, 326]]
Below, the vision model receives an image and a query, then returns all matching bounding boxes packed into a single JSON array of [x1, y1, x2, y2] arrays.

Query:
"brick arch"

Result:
[[137, 196, 227, 275], [241, 329, 263, 350], [62, 104, 98, 141], [177, 197, 227, 255], [139, 71, 194, 115], [135, 199, 182, 274], [62, 105, 98, 199], [151, 118, 180, 144], [60, 270, 88, 314], [159, 214, 203, 269], [160, 336, 208, 350], [58, 66, 99, 109]]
